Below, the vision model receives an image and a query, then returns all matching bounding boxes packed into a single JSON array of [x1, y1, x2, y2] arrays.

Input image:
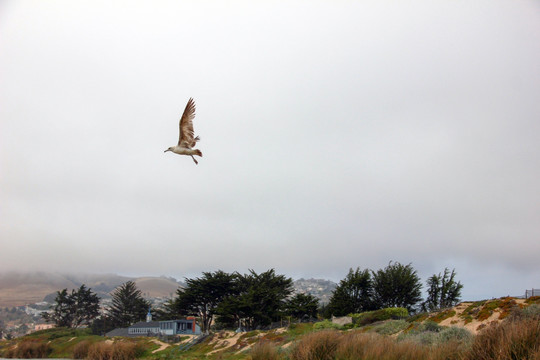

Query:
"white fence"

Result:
[[525, 289, 540, 298]]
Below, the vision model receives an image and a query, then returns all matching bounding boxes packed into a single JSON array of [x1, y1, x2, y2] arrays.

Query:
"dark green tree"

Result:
[[215, 269, 294, 330], [422, 268, 463, 311], [232, 269, 293, 330], [326, 268, 374, 317], [41, 285, 100, 328], [90, 316, 116, 335], [172, 270, 236, 333], [152, 298, 179, 321], [372, 261, 423, 312], [107, 281, 151, 328], [70, 285, 101, 328], [214, 272, 249, 329], [42, 289, 73, 327], [285, 293, 319, 320]]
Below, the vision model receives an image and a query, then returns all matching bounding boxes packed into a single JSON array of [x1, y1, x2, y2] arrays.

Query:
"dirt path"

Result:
[[151, 339, 171, 353], [208, 332, 243, 355]]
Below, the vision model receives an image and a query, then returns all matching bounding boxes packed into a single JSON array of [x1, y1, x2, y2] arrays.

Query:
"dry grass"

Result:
[[72, 340, 92, 359], [3, 339, 51, 358], [249, 341, 281, 360], [288, 330, 465, 360], [87, 341, 144, 360], [290, 330, 341, 360], [464, 317, 540, 360]]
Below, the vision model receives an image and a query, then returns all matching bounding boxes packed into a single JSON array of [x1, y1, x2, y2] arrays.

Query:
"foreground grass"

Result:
[[247, 316, 540, 360], [0, 327, 159, 359], [168, 314, 540, 360]]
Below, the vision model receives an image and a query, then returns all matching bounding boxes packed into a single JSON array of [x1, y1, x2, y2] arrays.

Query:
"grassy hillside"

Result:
[[1, 296, 539, 359]]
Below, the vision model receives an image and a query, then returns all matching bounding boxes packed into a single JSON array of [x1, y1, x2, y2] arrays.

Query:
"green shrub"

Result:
[[438, 326, 473, 344], [429, 310, 456, 323], [413, 331, 439, 345], [523, 304, 540, 318], [424, 320, 443, 332], [477, 300, 501, 321], [351, 307, 409, 326], [287, 323, 314, 338], [313, 320, 343, 330], [459, 301, 485, 323], [397, 320, 446, 345], [371, 320, 409, 335]]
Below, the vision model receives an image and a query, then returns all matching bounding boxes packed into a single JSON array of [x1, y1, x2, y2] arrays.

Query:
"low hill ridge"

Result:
[[0, 272, 182, 307], [0, 272, 336, 307]]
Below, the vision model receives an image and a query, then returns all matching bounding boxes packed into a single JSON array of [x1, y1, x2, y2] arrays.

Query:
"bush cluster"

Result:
[[371, 319, 409, 335], [398, 322, 473, 347], [351, 307, 408, 326], [3, 339, 51, 358], [313, 320, 343, 331]]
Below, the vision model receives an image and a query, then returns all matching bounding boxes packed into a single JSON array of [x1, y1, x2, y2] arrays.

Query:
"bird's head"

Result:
[[164, 147, 173, 153]]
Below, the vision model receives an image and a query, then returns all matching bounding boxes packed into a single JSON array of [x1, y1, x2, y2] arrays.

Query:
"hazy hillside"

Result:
[[0, 272, 182, 307], [134, 277, 181, 299], [293, 278, 337, 304], [0, 272, 336, 307]]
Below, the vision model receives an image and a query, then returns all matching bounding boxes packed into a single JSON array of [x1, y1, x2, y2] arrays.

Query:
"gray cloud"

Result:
[[1, 0, 539, 300]]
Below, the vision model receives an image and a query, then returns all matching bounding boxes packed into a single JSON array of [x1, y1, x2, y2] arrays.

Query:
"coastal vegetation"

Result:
[[1, 301, 540, 359], [3, 265, 539, 358]]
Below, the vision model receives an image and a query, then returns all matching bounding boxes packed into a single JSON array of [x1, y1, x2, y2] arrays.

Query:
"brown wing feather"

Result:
[[178, 98, 197, 148]]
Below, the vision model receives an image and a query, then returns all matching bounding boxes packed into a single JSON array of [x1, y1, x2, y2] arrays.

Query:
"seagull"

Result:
[[164, 98, 203, 164]]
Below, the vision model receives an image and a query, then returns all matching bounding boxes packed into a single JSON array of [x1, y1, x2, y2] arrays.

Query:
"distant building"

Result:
[[128, 321, 160, 336], [126, 318, 200, 336], [156, 318, 199, 335], [106, 310, 201, 337], [34, 323, 55, 331]]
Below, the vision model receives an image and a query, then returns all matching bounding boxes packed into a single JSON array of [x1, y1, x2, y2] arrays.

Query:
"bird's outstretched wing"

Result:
[[178, 98, 198, 148]]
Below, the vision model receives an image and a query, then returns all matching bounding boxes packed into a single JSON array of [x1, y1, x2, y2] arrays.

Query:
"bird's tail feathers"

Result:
[[195, 149, 202, 157]]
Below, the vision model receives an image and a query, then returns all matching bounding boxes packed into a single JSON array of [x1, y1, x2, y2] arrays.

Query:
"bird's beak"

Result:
[[164, 149, 169, 153]]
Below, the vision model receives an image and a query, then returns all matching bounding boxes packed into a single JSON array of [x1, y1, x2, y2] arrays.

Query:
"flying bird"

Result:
[[164, 98, 203, 164]]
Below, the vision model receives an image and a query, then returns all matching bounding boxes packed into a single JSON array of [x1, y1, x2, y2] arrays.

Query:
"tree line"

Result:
[[322, 262, 462, 317], [42, 262, 462, 334], [42, 281, 151, 335]]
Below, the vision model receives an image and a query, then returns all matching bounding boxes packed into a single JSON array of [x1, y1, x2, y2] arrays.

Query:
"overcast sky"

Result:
[[1, 0, 539, 301]]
